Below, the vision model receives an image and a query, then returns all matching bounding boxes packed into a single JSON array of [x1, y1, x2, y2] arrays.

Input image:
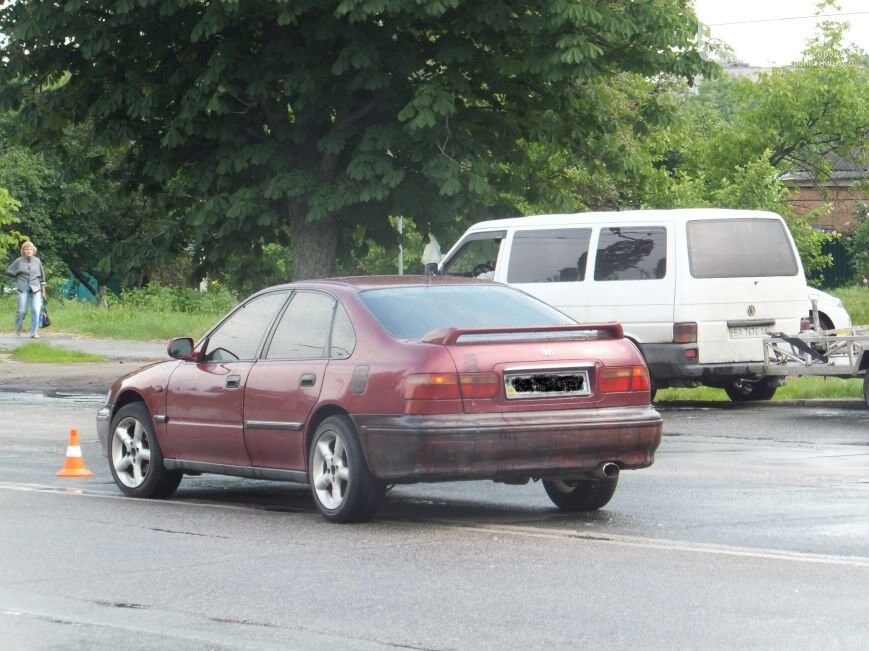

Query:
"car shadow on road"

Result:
[[168, 476, 617, 528]]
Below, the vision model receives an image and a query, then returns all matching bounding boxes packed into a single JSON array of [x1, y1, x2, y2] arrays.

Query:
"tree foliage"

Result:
[[0, 185, 22, 254], [637, 17, 868, 282], [0, 0, 712, 281], [0, 111, 170, 287]]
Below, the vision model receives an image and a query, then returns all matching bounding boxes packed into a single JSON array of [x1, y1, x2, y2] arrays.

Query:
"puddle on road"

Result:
[[0, 389, 104, 408]]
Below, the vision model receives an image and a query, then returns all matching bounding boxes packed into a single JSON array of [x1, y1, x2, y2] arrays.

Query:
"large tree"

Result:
[[0, 0, 712, 280]]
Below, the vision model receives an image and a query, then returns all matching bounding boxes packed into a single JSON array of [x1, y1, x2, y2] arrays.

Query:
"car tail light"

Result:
[[403, 374, 461, 400], [673, 322, 697, 343], [459, 373, 500, 399], [599, 366, 651, 393]]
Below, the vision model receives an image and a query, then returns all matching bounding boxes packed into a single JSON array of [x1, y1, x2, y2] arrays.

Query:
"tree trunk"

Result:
[[290, 208, 338, 280]]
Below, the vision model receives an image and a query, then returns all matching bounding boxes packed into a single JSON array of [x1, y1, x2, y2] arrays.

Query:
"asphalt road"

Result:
[[0, 391, 867, 649]]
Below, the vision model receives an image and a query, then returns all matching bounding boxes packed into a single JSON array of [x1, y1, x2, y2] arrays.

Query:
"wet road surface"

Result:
[[1, 391, 867, 648]]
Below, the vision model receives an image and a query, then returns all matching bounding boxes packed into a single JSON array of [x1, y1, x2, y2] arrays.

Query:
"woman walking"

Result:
[[5, 241, 47, 338]]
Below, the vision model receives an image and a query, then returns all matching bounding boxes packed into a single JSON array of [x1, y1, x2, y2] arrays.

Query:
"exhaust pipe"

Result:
[[595, 462, 620, 480]]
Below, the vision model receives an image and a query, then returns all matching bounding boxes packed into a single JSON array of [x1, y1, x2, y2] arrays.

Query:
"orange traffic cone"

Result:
[[56, 428, 94, 478]]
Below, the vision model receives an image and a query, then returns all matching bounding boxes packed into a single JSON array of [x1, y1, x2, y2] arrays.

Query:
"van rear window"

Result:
[[687, 219, 798, 278]]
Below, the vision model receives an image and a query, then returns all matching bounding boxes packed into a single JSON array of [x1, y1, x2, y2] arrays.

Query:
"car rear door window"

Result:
[[593, 227, 667, 281], [204, 291, 288, 362], [266, 291, 335, 359], [507, 228, 591, 283], [687, 218, 798, 278], [330, 303, 356, 359]]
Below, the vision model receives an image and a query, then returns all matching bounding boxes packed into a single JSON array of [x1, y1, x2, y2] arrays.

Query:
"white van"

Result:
[[439, 209, 808, 401]]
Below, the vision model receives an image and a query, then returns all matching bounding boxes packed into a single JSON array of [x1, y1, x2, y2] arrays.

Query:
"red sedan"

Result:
[[97, 276, 662, 522]]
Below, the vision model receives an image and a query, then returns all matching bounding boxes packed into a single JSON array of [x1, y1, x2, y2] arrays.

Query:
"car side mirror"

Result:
[[167, 337, 195, 360]]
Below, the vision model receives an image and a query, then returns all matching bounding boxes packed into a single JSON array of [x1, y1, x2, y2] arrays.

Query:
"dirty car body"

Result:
[[98, 276, 662, 522]]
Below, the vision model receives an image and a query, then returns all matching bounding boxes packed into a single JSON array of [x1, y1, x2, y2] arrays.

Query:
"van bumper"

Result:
[[642, 343, 767, 385]]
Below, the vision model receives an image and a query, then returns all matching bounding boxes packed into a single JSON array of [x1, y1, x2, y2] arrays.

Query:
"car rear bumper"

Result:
[[352, 406, 662, 483]]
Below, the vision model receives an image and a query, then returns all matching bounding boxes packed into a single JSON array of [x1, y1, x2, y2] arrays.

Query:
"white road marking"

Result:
[[2, 481, 867, 569]]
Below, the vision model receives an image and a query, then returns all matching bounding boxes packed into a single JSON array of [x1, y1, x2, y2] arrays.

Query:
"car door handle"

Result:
[[299, 373, 317, 387], [225, 374, 241, 389]]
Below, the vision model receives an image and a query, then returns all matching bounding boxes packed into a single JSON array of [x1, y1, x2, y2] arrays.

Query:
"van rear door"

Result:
[[677, 217, 807, 364]]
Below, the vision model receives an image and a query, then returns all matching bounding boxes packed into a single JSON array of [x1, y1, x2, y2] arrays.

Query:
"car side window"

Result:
[[204, 291, 289, 362], [266, 291, 336, 359], [593, 227, 667, 281], [330, 303, 356, 359], [442, 232, 505, 279], [507, 228, 592, 283]]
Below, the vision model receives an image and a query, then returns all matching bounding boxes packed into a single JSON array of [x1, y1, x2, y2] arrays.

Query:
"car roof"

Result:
[[465, 208, 783, 231], [269, 275, 494, 293]]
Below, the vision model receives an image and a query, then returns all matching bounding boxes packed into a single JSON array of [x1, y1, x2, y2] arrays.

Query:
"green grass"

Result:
[[10, 342, 108, 363], [657, 376, 864, 402], [1, 294, 229, 340], [36, 299, 223, 340], [830, 285, 869, 326]]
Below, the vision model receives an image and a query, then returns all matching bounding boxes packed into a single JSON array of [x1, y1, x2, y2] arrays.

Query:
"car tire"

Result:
[[724, 377, 777, 402], [308, 415, 385, 523], [108, 402, 182, 499], [543, 476, 618, 512]]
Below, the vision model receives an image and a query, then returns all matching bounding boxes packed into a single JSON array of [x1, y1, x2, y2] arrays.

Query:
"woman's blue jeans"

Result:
[[15, 289, 43, 336]]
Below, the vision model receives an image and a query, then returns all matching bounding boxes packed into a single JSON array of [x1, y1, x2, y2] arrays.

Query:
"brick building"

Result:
[[781, 155, 867, 234]]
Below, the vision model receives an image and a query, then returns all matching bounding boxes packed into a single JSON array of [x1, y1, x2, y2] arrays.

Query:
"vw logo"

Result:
[[541, 347, 553, 357], [747, 305, 756, 317]]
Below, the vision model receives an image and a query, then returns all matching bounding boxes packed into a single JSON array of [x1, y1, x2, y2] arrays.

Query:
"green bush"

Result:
[[112, 283, 237, 314]]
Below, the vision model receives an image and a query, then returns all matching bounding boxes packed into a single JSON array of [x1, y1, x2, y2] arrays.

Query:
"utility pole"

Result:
[[398, 216, 404, 275]]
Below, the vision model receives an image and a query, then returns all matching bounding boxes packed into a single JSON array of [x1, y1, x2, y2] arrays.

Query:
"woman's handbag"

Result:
[[40, 302, 51, 328]]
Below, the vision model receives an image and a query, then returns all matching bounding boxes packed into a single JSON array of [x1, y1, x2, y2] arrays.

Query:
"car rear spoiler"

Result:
[[420, 323, 624, 345]]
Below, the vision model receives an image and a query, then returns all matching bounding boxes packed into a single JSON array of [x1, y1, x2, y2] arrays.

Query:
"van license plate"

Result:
[[504, 370, 590, 399], [728, 326, 770, 338]]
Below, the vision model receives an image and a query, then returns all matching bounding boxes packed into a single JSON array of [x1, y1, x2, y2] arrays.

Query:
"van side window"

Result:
[[593, 227, 667, 281], [441, 232, 504, 279], [507, 229, 592, 283]]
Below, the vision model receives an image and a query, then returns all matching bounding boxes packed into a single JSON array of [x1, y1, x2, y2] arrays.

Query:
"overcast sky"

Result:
[[693, 0, 868, 66]]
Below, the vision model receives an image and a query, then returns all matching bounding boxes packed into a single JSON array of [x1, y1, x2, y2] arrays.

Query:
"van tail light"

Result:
[[404, 374, 460, 400], [598, 366, 651, 393], [673, 322, 697, 344], [459, 373, 500, 399]]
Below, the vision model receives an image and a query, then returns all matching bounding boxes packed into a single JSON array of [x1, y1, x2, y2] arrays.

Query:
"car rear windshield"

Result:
[[358, 285, 574, 340], [687, 218, 798, 278]]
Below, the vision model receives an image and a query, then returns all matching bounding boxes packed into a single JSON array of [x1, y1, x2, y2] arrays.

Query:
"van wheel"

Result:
[[863, 369, 869, 407], [725, 377, 777, 402]]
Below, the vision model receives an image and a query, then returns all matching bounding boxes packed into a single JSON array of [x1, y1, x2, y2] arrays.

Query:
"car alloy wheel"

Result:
[[107, 402, 182, 499], [311, 429, 350, 510], [111, 415, 152, 488], [308, 415, 385, 523]]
